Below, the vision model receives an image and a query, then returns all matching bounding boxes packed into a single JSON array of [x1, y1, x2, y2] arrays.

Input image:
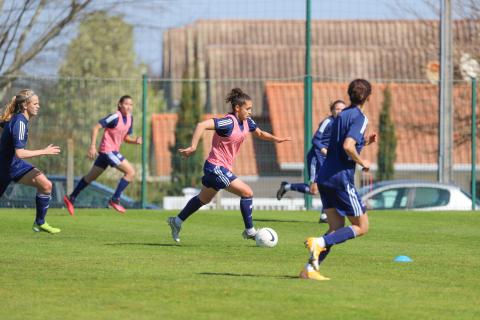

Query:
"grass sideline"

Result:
[[0, 208, 479, 320]]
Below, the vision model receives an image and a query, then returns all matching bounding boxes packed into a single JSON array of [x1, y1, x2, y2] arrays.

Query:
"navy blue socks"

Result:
[[289, 183, 310, 194], [178, 196, 205, 221], [113, 178, 129, 201], [240, 197, 254, 229], [35, 193, 51, 225], [323, 226, 356, 247], [70, 177, 89, 202]]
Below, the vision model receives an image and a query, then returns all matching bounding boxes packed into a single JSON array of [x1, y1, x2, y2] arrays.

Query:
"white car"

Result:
[[359, 180, 479, 211]]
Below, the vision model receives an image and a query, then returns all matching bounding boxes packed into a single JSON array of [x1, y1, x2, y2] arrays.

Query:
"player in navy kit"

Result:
[[300, 79, 377, 280], [276, 100, 345, 222], [0, 89, 61, 233]]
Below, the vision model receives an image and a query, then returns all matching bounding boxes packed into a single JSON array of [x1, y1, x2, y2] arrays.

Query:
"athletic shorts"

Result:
[[201, 161, 237, 191], [94, 151, 125, 169], [0, 159, 34, 197], [318, 183, 366, 217]]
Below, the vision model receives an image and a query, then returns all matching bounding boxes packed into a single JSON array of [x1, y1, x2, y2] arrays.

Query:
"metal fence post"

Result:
[[472, 77, 477, 210], [141, 74, 148, 209], [304, 0, 312, 210]]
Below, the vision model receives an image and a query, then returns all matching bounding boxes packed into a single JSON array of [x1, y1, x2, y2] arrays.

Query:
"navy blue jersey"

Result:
[[99, 113, 133, 135], [213, 115, 257, 137], [0, 113, 29, 170], [311, 116, 334, 159], [317, 105, 368, 188]]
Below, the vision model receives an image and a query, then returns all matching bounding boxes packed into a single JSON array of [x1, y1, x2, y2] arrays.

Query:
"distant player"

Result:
[[0, 89, 61, 233], [300, 79, 377, 280], [63, 95, 142, 215], [167, 88, 291, 242], [276, 100, 346, 222]]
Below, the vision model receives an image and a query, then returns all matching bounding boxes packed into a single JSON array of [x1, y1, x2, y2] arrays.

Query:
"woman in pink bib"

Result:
[[167, 88, 291, 242], [63, 95, 142, 215]]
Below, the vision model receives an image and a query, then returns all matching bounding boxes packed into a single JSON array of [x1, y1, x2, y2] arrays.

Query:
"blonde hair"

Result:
[[0, 89, 36, 122]]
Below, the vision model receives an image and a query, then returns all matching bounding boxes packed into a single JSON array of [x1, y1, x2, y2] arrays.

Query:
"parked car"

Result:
[[359, 180, 479, 211], [0, 175, 160, 209]]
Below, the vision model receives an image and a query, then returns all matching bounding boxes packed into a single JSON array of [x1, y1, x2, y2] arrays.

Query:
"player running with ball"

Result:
[[167, 88, 291, 242]]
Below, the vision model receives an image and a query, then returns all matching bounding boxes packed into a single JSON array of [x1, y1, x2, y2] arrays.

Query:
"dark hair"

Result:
[[347, 79, 372, 105], [225, 88, 251, 111], [329, 99, 345, 112], [118, 95, 132, 104]]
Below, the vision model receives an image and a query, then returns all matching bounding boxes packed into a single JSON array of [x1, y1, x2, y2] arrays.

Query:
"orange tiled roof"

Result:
[[162, 19, 480, 113], [151, 113, 258, 176], [265, 81, 480, 167]]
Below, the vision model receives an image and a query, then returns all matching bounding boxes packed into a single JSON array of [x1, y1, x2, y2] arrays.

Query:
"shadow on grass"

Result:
[[105, 242, 180, 247], [198, 272, 298, 280], [253, 218, 312, 224]]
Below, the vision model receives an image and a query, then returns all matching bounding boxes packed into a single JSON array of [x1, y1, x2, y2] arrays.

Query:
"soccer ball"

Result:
[[255, 227, 278, 248]]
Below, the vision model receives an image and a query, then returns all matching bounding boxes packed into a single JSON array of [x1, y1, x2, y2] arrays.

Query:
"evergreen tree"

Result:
[[376, 85, 397, 181], [169, 70, 204, 194], [38, 12, 164, 180]]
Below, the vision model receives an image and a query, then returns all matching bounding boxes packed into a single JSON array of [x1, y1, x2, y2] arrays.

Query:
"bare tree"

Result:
[[0, 0, 94, 89], [390, 0, 480, 19]]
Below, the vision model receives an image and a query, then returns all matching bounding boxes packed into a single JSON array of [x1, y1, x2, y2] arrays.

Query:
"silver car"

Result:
[[359, 180, 479, 211]]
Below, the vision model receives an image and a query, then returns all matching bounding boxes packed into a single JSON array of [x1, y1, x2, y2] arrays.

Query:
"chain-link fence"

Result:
[[1, 1, 479, 208]]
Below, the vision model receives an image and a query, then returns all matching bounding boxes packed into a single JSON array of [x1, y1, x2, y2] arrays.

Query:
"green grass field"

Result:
[[0, 208, 479, 320]]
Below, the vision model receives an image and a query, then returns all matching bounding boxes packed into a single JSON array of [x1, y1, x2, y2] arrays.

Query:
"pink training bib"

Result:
[[99, 111, 132, 153], [206, 114, 249, 171]]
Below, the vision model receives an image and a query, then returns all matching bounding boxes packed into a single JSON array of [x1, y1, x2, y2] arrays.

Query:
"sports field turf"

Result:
[[0, 208, 479, 319]]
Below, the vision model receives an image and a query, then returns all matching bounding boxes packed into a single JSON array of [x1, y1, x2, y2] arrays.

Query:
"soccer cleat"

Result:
[[63, 195, 75, 216], [304, 237, 326, 271], [276, 181, 288, 200], [108, 199, 126, 214], [32, 222, 61, 234], [242, 228, 257, 240], [318, 213, 328, 223], [299, 265, 330, 281], [167, 217, 181, 242]]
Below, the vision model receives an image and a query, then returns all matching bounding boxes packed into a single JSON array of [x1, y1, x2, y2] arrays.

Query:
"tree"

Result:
[[58, 11, 139, 78], [0, 0, 94, 89], [376, 85, 397, 181], [37, 12, 167, 183], [169, 70, 204, 194]]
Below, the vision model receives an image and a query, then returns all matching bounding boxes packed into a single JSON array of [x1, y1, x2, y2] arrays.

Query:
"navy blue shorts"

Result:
[[0, 159, 34, 197], [201, 161, 237, 191], [318, 183, 366, 217], [94, 151, 125, 169]]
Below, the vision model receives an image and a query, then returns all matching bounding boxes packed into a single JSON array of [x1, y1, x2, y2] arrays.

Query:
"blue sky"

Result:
[[27, 0, 438, 76], [121, 0, 437, 75]]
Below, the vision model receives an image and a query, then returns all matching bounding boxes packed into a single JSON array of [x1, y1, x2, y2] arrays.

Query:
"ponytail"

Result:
[[225, 88, 251, 112], [0, 89, 36, 122], [0, 97, 18, 122]]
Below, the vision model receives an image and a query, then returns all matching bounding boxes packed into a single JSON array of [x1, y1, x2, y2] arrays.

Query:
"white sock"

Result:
[[317, 237, 326, 248], [246, 227, 256, 235], [285, 184, 291, 191], [174, 217, 183, 226], [305, 263, 315, 272]]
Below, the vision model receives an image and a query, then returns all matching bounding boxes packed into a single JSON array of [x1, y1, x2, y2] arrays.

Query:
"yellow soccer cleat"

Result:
[[299, 264, 330, 281], [304, 237, 326, 271], [32, 222, 61, 234]]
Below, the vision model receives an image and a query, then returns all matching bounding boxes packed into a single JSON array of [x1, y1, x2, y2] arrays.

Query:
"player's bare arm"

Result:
[[253, 128, 291, 143], [343, 137, 369, 171], [124, 135, 142, 144], [88, 123, 102, 159], [15, 145, 61, 159], [178, 119, 215, 158], [364, 133, 377, 146]]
